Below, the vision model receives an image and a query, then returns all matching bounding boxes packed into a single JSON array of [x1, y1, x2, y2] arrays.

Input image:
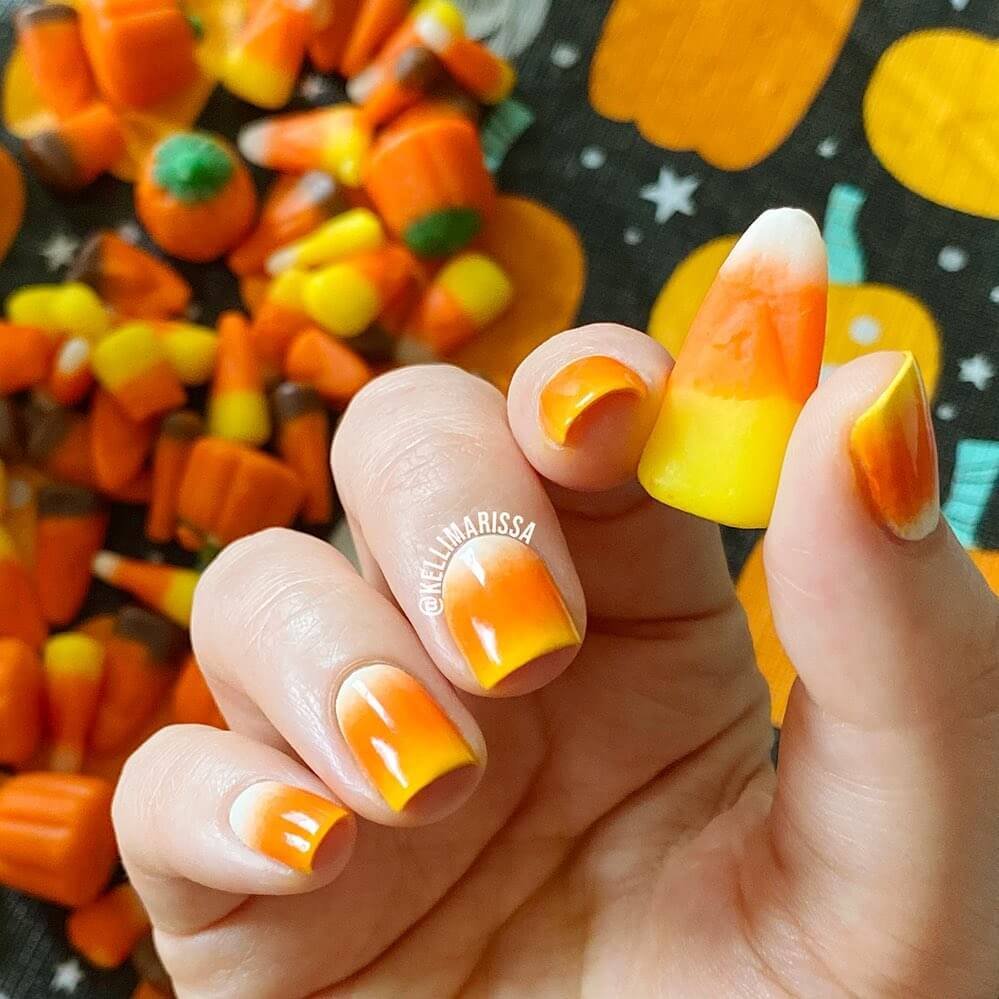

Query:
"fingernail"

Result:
[[229, 781, 350, 872], [850, 353, 940, 541], [443, 535, 581, 689], [539, 356, 647, 446], [335, 663, 477, 812]]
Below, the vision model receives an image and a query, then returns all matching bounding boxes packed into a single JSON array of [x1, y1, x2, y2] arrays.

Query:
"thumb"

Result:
[[748, 351, 999, 995]]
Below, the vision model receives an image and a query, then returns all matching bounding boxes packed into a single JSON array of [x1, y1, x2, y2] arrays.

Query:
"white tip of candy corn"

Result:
[[92, 550, 121, 581], [56, 336, 90, 375], [722, 207, 826, 284], [265, 245, 297, 276], [237, 122, 268, 166]]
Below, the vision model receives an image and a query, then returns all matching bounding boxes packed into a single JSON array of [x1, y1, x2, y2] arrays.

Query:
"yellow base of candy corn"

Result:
[[638, 386, 800, 529], [159, 324, 219, 385], [223, 53, 295, 111], [303, 267, 378, 338], [208, 391, 272, 446]]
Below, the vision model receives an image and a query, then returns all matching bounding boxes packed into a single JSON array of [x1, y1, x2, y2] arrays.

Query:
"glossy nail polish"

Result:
[[539, 355, 647, 446], [850, 353, 939, 541], [229, 781, 350, 872], [336, 663, 477, 812], [443, 534, 581, 689]]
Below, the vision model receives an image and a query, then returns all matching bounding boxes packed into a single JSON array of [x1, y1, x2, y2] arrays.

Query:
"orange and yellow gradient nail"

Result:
[[229, 782, 350, 872], [539, 355, 647, 446], [850, 353, 939, 541], [335, 664, 477, 812], [443, 534, 581, 689]]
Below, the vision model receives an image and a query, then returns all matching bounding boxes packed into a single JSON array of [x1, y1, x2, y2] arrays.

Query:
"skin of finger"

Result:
[[113, 724, 356, 934], [192, 528, 486, 824], [506, 323, 673, 492], [746, 352, 999, 994], [332, 364, 587, 696]]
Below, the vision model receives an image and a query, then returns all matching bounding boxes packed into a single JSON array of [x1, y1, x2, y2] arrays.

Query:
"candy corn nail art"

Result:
[[336, 664, 476, 812], [229, 782, 350, 872], [540, 355, 647, 446], [639, 208, 828, 529], [850, 354, 939, 541], [443, 534, 580, 689]]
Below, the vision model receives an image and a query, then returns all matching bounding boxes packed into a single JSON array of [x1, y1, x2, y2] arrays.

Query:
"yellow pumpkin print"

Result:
[[650, 184, 941, 396], [864, 30, 999, 220], [589, 0, 859, 170], [454, 196, 586, 393]]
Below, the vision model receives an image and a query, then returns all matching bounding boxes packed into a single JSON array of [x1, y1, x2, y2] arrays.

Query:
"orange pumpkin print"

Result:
[[589, 0, 860, 170]]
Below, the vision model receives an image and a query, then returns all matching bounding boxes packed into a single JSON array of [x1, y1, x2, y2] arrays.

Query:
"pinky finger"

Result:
[[113, 725, 356, 935]]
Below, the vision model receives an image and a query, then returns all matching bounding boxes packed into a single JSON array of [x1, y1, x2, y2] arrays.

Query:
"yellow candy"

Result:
[[303, 266, 378, 338], [91, 322, 163, 391], [266, 209, 385, 275], [157, 323, 219, 385], [6, 283, 108, 341], [437, 253, 512, 328], [267, 268, 309, 309]]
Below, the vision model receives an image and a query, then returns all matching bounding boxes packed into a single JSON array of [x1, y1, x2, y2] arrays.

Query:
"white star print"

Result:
[[959, 354, 994, 391], [640, 167, 699, 224], [40, 233, 80, 271], [299, 74, 328, 101], [51, 959, 85, 993], [951, 0, 969, 9], [989, 286, 999, 304], [816, 137, 839, 158]]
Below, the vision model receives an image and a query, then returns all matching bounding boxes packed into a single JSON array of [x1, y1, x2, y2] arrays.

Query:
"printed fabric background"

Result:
[[1, 0, 997, 994]]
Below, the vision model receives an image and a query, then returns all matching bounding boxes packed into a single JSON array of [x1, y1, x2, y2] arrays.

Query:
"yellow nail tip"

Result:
[[850, 353, 939, 541], [336, 663, 477, 812], [442, 534, 581, 689], [540, 355, 647, 446]]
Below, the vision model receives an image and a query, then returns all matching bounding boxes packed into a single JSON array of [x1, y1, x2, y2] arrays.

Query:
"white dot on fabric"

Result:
[[580, 146, 607, 170], [849, 315, 882, 345]]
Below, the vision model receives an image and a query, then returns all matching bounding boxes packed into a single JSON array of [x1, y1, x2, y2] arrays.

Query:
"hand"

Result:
[[114, 325, 999, 998]]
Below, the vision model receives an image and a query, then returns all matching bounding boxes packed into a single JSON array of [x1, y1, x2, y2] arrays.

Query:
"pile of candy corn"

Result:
[[0, 0, 534, 993]]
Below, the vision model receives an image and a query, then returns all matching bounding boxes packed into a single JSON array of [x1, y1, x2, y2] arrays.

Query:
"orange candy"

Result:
[[272, 382, 333, 524], [23, 102, 125, 192], [0, 322, 56, 395], [0, 771, 118, 906], [0, 639, 45, 767], [172, 652, 226, 728], [146, 410, 202, 544], [284, 327, 373, 406], [89, 388, 156, 492], [67, 882, 150, 968]]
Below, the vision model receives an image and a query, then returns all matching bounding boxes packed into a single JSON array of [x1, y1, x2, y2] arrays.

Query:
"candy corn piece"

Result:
[[25, 401, 95, 488], [249, 270, 313, 375], [45, 337, 95, 406], [68, 231, 191, 320], [228, 171, 344, 276], [4, 465, 44, 566], [15, 3, 97, 119], [155, 322, 219, 386], [146, 410, 202, 544], [639, 209, 828, 528], [223, 0, 320, 109], [0, 323, 56, 395], [208, 312, 271, 445], [285, 328, 373, 406], [272, 382, 333, 523], [89, 606, 185, 755], [407, 252, 512, 355], [93, 552, 199, 628], [0, 638, 44, 767], [266, 208, 385, 275], [67, 882, 150, 969], [6, 282, 110, 342], [172, 651, 225, 728], [0, 526, 46, 648], [0, 772, 117, 906], [34, 484, 108, 626], [364, 109, 495, 256], [238, 105, 372, 186], [415, 10, 515, 104], [23, 102, 125, 192], [347, 2, 463, 124], [177, 438, 304, 548], [308, 0, 361, 72], [89, 388, 156, 493], [91, 322, 186, 421], [340, 0, 410, 78], [43, 632, 105, 773], [303, 244, 416, 337]]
